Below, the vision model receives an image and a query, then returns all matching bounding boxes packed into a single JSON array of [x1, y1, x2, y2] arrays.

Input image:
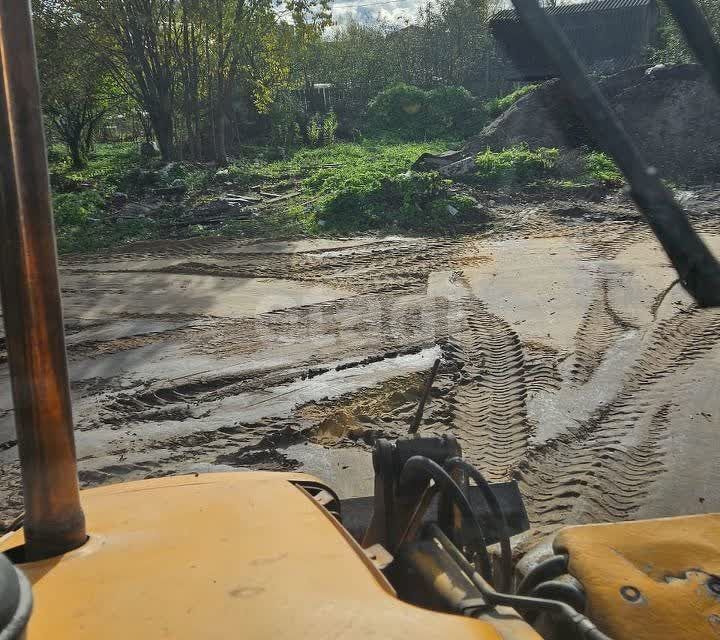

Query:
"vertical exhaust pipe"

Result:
[[0, 1, 86, 559]]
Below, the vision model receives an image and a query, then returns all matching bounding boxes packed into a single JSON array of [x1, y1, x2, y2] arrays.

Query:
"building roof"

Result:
[[490, 0, 659, 80], [491, 0, 655, 23]]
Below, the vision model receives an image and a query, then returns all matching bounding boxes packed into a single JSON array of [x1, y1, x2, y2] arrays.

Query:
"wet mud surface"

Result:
[[2, 190, 720, 545]]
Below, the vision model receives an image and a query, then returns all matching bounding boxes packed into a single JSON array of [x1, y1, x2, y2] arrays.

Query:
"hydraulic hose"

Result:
[[428, 524, 613, 640], [516, 554, 569, 596], [524, 580, 587, 625], [444, 457, 513, 594], [398, 455, 493, 583]]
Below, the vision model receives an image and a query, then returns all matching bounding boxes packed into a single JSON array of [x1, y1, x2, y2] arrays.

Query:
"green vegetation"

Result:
[[50, 143, 140, 195], [472, 146, 624, 189], [49, 140, 628, 253], [50, 139, 478, 252], [485, 84, 539, 120], [50, 144, 177, 253], [368, 83, 485, 139], [234, 139, 475, 232], [474, 146, 559, 186], [584, 152, 624, 187]]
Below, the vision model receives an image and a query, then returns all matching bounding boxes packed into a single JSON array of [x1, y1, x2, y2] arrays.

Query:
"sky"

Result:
[[330, 0, 423, 27], [328, 0, 578, 29]]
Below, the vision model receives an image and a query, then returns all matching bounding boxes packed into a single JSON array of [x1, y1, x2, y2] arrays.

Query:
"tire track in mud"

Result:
[[102, 344, 429, 422], [75, 372, 429, 497], [574, 223, 650, 261], [431, 296, 532, 482], [60, 236, 239, 265], [571, 279, 637, 384], [524, 343, 564, 394], [66, 236, 479, 297], [515, 307, 720, 532]]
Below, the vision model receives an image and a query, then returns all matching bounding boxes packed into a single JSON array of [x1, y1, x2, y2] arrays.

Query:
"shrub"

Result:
[[53, 190, 105, 227], [485, 84, 539, 120], [426, 86, 486, 137], [474, 146, 559, 185], [585, 152, 623, 186], [307, 114, 322, 147], [368, 83, 429, 135], [316, 170, 465, 232], [321, 112, 339, 145], [269, 92, 304, 150], [367, 83, 482, 139]]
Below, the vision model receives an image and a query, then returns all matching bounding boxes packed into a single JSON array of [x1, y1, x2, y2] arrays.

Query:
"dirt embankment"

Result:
[[464, 64, 720, 182]]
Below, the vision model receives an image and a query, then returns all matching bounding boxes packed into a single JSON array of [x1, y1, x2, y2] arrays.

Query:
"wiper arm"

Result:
[[507, 0, 720, 307]]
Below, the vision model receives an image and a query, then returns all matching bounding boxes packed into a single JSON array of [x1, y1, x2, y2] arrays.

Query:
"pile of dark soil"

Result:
[[464, 64, 720, 182]]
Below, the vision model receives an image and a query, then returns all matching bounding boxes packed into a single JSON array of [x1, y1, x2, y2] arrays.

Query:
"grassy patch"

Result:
[[474, 146, 559, 186], [266, 139, 473, 232], [485, 84, 539, 120], [50, 139, 476, 252], [50, 144, 170, 253], [471, 146, 625, 191], [51, 143, 144, 196], [584, 152, 624, 187]]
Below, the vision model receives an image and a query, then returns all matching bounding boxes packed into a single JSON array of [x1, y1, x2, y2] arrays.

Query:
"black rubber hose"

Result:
[[516, 554, 569, 596], [529, 581, 585, 612], [524, 580, 587, 625], [429, 524, 614, 640], [444, 457, 513, 594], [398, 455, 493, 583]]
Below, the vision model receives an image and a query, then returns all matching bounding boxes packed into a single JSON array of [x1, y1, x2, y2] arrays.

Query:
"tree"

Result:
[[104, 0, 179, 160], [206, 0, 281, 164], [34, 2, 114, 168], [67, 0, 329, 162]]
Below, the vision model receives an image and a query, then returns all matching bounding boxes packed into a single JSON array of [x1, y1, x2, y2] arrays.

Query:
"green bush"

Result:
[[485, 84, 539, 120], [368, 83, 482, 139], [321, 112, 339, 145], [426, 86, 486, 137], [368, 83, 429, 136], [585, 152, 623, 186], [474, 146, 559, 185], [269, 92, 304, 150], [53, 190, 105, 227], [307, 115, 322, 147]]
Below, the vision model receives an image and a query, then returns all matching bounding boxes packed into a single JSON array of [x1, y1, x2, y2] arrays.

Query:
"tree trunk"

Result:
[[215, 106, 227, 166], [68, 137, 86, 169], [151, 109, 174, 161]]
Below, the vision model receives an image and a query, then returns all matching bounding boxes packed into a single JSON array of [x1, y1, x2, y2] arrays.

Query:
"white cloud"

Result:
[[327, 0, 584, 29], [330, 0, 418, 27]]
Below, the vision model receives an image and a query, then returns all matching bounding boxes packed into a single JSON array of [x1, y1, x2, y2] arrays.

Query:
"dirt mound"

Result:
[[464, 64, 720, 182]]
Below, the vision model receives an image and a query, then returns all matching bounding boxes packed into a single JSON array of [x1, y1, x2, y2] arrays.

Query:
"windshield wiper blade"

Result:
[[508, 0, 720, 308]]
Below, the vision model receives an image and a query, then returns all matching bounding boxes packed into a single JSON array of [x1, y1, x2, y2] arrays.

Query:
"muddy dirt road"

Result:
[[2, 190, 720, 544]]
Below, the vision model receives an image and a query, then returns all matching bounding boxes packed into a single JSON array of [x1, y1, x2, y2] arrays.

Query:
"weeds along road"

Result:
[[2, 191, 720, 544]]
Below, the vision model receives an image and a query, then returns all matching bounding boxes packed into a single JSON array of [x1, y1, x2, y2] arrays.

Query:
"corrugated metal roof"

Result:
[[491, 0, 654, 23]]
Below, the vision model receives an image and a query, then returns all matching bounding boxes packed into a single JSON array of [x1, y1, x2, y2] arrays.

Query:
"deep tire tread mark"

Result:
[[436, 297, 532, 482], [516, 308, 720, 531], [571, 279, 636, 384]]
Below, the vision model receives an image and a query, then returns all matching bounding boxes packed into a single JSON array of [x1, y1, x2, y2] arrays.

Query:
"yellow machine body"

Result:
[[0, 471, 538, 640], [555, 513, 720, 640]]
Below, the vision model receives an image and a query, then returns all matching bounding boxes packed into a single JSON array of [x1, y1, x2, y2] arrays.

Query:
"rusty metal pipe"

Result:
[[0, 0, 86, 559]]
